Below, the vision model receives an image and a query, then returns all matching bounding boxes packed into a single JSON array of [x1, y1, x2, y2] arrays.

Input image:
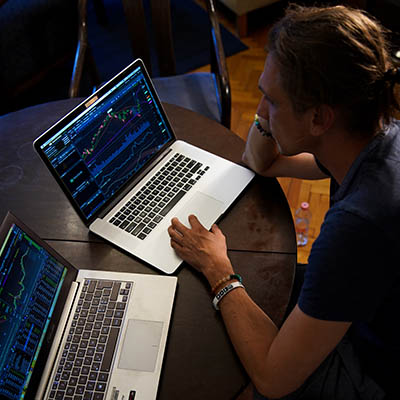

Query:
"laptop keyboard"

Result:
[[47, 279, 132, 400], [109, 153, 209, 239]]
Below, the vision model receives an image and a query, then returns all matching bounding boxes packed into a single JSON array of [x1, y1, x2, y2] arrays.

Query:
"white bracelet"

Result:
[[212, 281, 245, 310]]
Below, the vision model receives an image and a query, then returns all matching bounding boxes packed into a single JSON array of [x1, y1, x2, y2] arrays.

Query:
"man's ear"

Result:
[[310, 104, 335, 137]]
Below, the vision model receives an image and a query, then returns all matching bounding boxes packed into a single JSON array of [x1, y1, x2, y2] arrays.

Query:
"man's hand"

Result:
[[168, 215, 233, 284]]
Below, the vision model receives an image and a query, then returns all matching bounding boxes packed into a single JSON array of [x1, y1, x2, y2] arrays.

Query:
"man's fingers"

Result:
[[211, 223, 220, 234], [167, 224, 183, 242], [188, 214, 206, 230], [170, 217, 189, 235]]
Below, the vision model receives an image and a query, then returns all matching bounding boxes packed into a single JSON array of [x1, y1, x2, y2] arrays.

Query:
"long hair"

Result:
[[267, 4, 400, 136]]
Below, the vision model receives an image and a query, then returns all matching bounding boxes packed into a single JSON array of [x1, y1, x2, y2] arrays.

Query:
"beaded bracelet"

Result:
[[211, 273, 242, 294], [254, 113, 272, 138], [213, 281, 245, 310]]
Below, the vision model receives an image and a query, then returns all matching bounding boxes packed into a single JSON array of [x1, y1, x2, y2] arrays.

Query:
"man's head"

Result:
[[267, 4, 400, 136]]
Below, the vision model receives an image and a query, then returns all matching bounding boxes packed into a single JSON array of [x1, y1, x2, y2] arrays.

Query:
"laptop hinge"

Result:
[[36, 282, 80, 399]]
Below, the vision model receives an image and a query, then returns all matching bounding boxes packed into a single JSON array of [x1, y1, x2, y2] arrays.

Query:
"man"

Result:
[[168, 5, 400, 399]]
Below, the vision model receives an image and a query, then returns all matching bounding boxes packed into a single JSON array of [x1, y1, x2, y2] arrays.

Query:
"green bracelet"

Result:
[[254, 113, 272, 138], [231, 273, 242, 284]]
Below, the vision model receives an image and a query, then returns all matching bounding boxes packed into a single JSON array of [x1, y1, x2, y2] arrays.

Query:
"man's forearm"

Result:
[[243, 122, 328, 180], [217, 285, 279, 393], [242, 121, 280, 175]]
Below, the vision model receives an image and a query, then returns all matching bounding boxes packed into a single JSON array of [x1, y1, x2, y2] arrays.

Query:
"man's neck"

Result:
[[314, 130, 377, 185]]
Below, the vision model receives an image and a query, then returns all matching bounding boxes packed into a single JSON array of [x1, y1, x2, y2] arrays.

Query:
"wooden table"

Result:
[[0, 99, 296, 399]]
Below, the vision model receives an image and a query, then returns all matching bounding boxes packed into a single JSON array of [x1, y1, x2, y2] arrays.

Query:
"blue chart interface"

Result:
[[0, 225, 66, 399], [40, 67, 174, 219]]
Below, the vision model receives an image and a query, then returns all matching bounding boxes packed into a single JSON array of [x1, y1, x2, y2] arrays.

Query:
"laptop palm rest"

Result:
[[118, 319, 164, 372], [173, 190, 224, 229]]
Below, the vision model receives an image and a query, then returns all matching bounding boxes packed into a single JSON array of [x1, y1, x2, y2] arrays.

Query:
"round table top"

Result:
[[0, 99, 296, 254], [0, 99, 296, 399]]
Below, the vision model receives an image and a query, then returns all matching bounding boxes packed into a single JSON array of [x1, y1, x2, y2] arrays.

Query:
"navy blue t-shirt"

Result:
[[298, 120, 400, 393]]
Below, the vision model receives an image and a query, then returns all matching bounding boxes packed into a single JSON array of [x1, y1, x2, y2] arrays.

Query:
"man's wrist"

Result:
[[211, 273, 243, 294], [212, 281, 245, 310], [254, 114, 272, 138], [203, 259, 234, 290]]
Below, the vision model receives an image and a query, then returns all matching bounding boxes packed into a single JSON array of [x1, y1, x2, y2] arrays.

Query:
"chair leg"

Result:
[[69, 43, 100, 98], [69, 0, 101, 97], [69, 42, 86, 98]]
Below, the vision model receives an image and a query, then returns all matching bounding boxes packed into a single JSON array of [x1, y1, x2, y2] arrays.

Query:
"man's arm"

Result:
[[243, 97, 328, 179], [219, 292, 350, 398], [168, 216, 351, 398]]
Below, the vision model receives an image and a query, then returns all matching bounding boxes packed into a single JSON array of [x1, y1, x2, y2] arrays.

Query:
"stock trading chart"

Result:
[[0, 225, 66, 399], [41, 68, 173, 220]]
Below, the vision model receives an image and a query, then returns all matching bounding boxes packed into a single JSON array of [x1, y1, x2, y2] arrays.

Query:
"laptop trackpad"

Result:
[[118, 319, 164, 372], [175, 191, 225, 229]]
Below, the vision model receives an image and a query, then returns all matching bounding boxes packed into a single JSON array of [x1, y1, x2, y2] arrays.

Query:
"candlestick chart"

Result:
[[39, 67, 174, 219], [70, 79, 171, 201]]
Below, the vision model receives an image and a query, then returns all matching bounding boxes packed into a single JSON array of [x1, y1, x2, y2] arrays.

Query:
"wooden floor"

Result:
[[194, 1, 331, 263]]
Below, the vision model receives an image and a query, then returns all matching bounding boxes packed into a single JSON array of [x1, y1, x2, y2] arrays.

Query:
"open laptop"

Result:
[[33, 59, 254, 274], [0, 212, 177, 400]]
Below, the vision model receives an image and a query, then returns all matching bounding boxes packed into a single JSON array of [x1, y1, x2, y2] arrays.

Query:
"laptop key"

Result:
[[120, 220, 129, 229], [101, 327, 120, 372], [59, 381, 67, 390], [132, 223, 145, 236], [66, 387, 75, 396], [125, 222, 136, 233], [154, 215, 163, 223], [96, 382, 107, 392], [98, 372, 109, 382], [110, 282, 120, 301], [88, 281, 97, 293], [76, 386, 85, 395], [89, 372, 98, 381], [159, 190, 185, 216]]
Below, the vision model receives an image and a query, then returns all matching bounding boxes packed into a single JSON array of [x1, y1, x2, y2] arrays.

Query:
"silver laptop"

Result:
[[33, 59, 254, 274], [0, 212, 176, 400]]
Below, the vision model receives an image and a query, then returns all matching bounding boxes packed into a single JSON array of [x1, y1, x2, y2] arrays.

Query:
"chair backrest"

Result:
[[120, 0, 231, 127], [122, 0, 176, 77], [70, 0, 231, 128]]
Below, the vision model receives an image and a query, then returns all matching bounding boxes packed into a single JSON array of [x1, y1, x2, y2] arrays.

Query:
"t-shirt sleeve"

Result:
[[298, 208, 392, 322]]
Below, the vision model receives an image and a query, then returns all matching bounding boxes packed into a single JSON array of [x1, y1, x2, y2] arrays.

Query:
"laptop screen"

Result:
[[0, 222, 67, 399], [36, 62, 175, 222]]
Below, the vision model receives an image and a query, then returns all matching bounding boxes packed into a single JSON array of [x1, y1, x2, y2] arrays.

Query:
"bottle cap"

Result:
[[301, 202, 309, 210]]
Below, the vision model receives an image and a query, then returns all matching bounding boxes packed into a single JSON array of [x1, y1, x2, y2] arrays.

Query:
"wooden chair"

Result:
[[69, 0, 101, 99], [69, 0, 231, 128]]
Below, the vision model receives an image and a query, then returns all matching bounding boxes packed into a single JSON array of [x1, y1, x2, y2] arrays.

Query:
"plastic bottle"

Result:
[[295, 202, 311, 246]]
